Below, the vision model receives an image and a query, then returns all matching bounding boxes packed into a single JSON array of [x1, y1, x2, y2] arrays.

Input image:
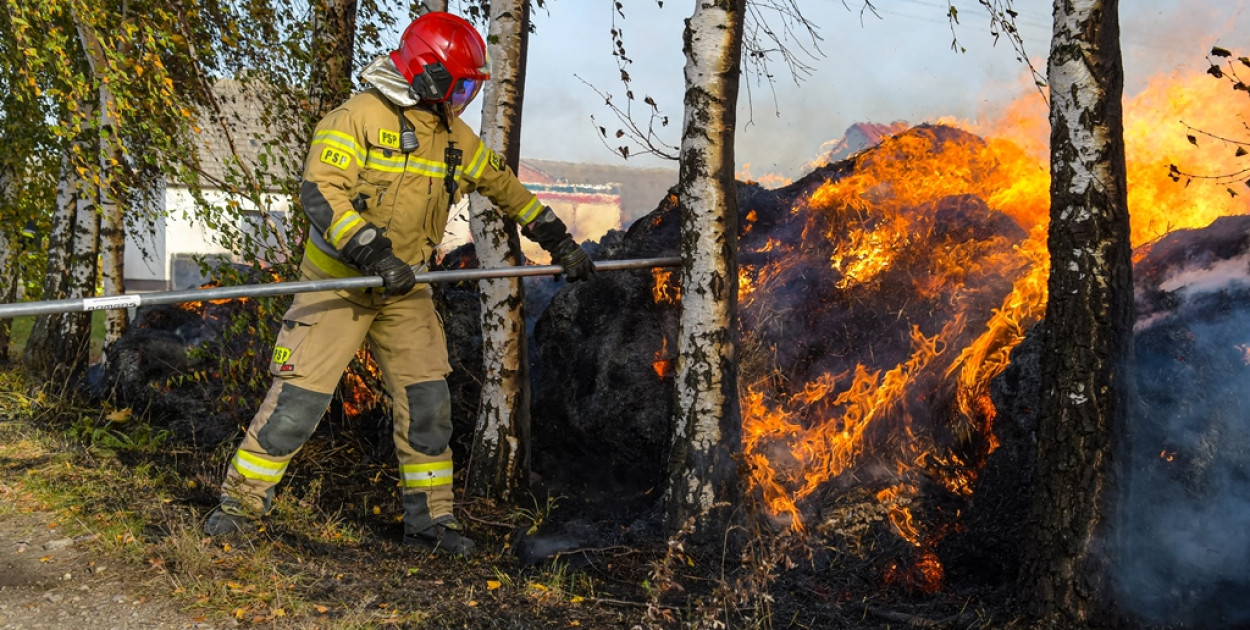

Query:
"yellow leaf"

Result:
[[486, 580, 501, 590], [226, 581, 243, 590], [570, 622, 581, 627], [314, 605, 329, 614], [234, 608, 246, 619], [39, 555, 53, 562], [570, 596, 585, 603], [372, 505, 381, 515], [468, 600, 478, 607], [530, 582, 548, 591], [221, 543, 231, 552], [272, 608, 285, 617]]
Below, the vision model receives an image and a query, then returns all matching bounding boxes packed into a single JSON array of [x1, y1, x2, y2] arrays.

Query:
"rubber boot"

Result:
[[204, 499, 258, 536], [403, 517, 477, 557]]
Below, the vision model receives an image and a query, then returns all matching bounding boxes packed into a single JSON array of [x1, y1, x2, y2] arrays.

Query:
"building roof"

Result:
[[187, 79, 304, 189]]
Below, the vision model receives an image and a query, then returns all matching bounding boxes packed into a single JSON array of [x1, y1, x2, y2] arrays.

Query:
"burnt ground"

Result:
[[0, 415, 1028, 630]]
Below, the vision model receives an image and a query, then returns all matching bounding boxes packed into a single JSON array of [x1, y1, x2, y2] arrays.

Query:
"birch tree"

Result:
[[0, 165, 15, 364], [71, 3, 128, 347], [664, 0, 746, 542], [310, 0, 358, 117], [466, 0, 532, 501], [1019, 0, 1132, 623], [24, 143, 101, 380]]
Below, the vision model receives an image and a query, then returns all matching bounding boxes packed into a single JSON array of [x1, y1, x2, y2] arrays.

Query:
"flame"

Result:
[[737, 64, 1248, 591], [652, 268, 680, 304], [653, 337, 672, 380], [341, 348, 383, 416]]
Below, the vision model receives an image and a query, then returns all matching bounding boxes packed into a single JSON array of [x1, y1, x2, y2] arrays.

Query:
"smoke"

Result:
[[1113, 220, 1250, 628]]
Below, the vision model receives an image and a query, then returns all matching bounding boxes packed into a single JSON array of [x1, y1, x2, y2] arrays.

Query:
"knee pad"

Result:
[[257, 384, 333, 456], [405, 380, 452, 456]]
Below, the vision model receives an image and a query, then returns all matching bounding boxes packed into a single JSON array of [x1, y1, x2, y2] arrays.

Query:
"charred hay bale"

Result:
[[101, 302, 253, 446], [1114, 215, 1250, 630]]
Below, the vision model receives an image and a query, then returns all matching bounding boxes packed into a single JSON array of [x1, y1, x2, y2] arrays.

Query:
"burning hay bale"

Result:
[[529, 125, 1036, 576]]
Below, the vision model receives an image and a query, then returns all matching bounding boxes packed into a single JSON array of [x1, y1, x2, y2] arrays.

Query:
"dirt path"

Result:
[[0, 511, 230, 630]]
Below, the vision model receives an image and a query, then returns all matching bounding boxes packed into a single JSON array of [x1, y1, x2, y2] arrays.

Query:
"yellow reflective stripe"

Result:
[[305, 243, 361, 278], [232, 450, 288, 483], [405, 155, 447, 177], [400, 461, 454, 488], [364, 149, 407, 173], [328, 211, 365, 248], [312, 130, 365, 165], [516, 196, 544, 225], [463, 144, 488, 179]]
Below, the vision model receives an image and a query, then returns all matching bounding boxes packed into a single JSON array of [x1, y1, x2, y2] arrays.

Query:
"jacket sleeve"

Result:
[[301, 108, 371, 251], [454, 129, 545, 227]]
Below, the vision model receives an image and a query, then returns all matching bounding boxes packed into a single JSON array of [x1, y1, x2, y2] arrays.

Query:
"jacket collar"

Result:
[[360, 55, 418, 108]]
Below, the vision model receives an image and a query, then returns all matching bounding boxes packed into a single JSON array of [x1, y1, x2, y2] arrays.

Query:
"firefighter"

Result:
[[204, 12, 595, 556]]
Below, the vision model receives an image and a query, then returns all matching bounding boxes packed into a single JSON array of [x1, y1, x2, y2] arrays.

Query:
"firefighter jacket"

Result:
[[299, 88, 544, 289]]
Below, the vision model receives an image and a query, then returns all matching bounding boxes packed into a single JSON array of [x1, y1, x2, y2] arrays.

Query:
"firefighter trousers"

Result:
[[219, 284, 455, 533]]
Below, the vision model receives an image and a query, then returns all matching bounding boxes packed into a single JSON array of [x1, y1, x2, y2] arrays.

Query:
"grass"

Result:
[[0, 367, 654, 629]]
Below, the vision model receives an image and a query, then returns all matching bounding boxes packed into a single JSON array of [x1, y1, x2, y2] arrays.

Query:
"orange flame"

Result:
[[741, 65, 1249, 574], [653, 337, 672, 380], [652, 268, 680, 304]]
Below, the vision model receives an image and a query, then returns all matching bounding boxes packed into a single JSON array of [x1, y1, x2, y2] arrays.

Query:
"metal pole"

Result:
[[0, 257, 682, 319]]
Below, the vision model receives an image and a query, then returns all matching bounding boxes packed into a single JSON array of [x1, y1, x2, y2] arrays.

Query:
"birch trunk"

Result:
[[73, 5, 128, 346], [664, 0, 746, 543], [0, 165, 15, 364], [1020, 0, 1131, 624], [310, 0, 358, 117], [23, 145, 100, 379], [466, 0, 531, 501]]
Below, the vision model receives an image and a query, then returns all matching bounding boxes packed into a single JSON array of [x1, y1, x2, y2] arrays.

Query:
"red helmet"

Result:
[[390, 12, 490, 115]]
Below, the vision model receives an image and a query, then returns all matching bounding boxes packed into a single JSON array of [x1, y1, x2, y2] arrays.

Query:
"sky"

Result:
[[453, 0, 1250, 179]]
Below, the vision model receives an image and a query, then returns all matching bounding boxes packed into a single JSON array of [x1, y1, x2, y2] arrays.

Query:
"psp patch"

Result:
[[378, 128, 401, 150], [319, 147, 351, 170], [272, 347, 292, 364]]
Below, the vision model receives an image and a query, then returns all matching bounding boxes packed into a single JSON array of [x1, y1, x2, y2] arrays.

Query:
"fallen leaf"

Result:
[[315, 605, 329, 614], [105, 408, 132, 423], [486, 580, 501, 590], [39, 555, 52, 562], [570, 596, 585, 603], [468, 600, 478, 607]]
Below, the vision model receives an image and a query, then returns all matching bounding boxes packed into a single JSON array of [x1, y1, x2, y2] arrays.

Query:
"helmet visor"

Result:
[[448, 77, 483, 114]]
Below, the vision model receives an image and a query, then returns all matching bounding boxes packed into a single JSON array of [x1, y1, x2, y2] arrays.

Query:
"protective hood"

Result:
[[360, 55, 418, 108]]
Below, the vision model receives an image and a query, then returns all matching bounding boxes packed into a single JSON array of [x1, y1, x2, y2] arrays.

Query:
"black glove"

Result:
[[341, 225, 418, 295], [522, 207, 597, 282], [552, 240, 596, 282]]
